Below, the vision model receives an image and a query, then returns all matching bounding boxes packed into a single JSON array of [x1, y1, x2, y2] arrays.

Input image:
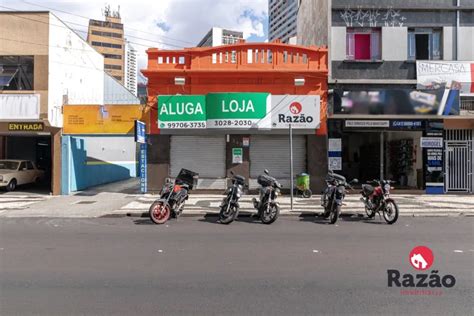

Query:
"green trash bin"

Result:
[[296, 173, 312, 198]]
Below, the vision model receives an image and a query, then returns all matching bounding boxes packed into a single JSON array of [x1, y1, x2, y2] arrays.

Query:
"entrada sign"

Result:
[[157, 93, 321, 130], [8, 122, 44, 132]]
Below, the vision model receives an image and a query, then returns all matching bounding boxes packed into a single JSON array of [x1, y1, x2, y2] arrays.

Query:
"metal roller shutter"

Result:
[[170, 136, 226, 189], [250, 135, 307, 188]]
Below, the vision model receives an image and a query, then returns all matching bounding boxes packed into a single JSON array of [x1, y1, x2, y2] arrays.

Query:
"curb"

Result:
[[100, 211, 474, 218]]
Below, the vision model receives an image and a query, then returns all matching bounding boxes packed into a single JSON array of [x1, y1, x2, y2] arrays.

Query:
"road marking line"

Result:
[[453, 250, 463, 253]]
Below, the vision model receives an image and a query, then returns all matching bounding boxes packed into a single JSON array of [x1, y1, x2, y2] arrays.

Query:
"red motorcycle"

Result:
[[360, 179, 399, 224]]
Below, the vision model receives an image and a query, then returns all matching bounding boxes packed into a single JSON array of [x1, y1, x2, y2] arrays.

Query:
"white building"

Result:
[[268, 0, 299, 43], [124, 40, 138, 96], [197, 27, 243, 47]]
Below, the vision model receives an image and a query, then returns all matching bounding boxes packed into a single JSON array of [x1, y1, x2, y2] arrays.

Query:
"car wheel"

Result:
[[6, 179, 17, 192]]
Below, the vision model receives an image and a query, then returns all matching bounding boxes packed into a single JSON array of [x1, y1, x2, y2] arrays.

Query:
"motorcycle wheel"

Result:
[[329, 205, 340, 224], [383, 199, 399, 225], [219, 203, 238, 225], [260, 203, 279, 225], [322, 206, 331, 218], [365, 205, 375, 219], [302, 189, 312, 198], [149, 201, 171, 225]]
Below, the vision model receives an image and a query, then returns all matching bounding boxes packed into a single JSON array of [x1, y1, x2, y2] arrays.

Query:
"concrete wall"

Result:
[[458, 27, 474, 60], [48, 13, 104, 127], [0, 12, 49, 117], [62, 135, 136, 194], [331, 27, 346, 61], [297, 0, 329, 46], [382, 27, 408, 61]]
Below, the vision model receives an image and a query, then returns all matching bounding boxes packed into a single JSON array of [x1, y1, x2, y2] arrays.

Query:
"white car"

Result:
[[0, 160, 45, 191]]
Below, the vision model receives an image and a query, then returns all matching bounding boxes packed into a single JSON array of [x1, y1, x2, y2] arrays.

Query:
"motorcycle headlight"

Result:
[[384, 184, 391, 192], [236, 193, 241, 198]]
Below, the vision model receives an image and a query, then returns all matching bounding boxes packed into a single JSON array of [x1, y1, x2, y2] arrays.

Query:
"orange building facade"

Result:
[[142, 41, 329, 192]]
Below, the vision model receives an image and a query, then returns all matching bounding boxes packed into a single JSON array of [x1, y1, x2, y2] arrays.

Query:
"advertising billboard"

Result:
[[334, 88, 459, 116]]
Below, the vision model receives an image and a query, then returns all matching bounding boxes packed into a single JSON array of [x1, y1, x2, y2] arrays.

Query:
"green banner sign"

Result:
[[206, 93, 271, 129], [158, 95, 206, 129]]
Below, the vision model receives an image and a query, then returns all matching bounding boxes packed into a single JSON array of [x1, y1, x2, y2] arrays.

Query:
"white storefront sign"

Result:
[[420, 137, 443, 148], [416, 61, 474, 94], [345, 120, 390, 128], [271, 95, 320, 129]]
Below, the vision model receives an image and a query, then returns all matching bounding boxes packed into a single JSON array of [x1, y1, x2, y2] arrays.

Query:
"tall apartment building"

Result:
[[268, 0, 299, 43], [124, 40, 137, 96], [197, 27, 243, 47], [87, 6, 125, 83], [298, 0, 474, 194]]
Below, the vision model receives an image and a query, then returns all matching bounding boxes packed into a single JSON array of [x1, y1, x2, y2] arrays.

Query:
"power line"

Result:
[[20, 0, 196, 46], [0, 5, 187, 50]]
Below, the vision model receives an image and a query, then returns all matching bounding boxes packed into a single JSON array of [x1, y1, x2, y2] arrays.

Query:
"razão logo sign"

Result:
[[271, 95, 320, 129], [158, 95, 206, 129]]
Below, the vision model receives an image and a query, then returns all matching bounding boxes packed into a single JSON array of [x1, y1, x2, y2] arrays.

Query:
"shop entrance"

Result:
[[0, 135, 52, 193], [342, 131, 423, 189]]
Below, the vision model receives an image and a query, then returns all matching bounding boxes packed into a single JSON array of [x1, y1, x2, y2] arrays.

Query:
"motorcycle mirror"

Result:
[[264, 169, 269, 175], [230, 170, 234, 176]]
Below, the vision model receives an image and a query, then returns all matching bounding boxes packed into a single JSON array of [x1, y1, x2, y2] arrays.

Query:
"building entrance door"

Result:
[[445, 130, 473, 193]]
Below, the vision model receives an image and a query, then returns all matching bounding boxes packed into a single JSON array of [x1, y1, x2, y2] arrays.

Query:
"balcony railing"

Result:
[[144, 41, 328, 74], [0, 93, 40, 120]]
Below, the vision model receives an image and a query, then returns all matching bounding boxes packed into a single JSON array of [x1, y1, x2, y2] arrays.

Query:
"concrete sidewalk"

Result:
[[114, 193, 474, 218], [0, 178, 473, 218]]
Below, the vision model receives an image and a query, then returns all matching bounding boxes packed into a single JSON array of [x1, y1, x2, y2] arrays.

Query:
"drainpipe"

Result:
[[456, 0, 460, 60]]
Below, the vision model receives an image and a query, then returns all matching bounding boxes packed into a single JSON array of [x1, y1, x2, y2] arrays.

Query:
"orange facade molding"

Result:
[[142, 41, 328, 135]]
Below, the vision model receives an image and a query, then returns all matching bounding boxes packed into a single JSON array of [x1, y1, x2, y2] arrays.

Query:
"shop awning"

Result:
[[417, 61, 474, 94]]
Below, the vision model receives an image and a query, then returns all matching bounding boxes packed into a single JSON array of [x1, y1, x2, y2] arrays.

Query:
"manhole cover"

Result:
[[74, 201, 97, 205]]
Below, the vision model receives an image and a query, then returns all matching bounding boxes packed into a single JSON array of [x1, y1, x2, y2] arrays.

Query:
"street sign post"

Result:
[[134, 120, 147, 193]]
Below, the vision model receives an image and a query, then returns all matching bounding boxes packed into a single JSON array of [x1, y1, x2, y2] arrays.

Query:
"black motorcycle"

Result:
[[320, 171, 358, 224], [219, 171, 246, 224], [149, 169, 199, 225], [252, 169, 282, 224]]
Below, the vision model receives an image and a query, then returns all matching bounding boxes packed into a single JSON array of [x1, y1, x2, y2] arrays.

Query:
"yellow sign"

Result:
[[63, 105, 145, 134], [8, 122, 44, 131]]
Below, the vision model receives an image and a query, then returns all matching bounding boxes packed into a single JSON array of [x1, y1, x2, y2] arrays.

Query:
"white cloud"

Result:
[[2, 0, 268, 82]]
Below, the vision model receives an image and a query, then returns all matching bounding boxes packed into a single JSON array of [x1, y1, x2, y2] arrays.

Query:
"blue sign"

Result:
[[390, 120, 423, 130], [140, 142, 147, 193], [135, 120, 146, 144]]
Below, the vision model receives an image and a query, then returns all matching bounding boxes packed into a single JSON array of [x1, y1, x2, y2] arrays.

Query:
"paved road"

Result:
[[0, 216, 472, 315]]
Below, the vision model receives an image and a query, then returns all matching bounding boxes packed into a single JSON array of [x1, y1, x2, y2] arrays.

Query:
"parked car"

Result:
[[0, 160, 44, 191]]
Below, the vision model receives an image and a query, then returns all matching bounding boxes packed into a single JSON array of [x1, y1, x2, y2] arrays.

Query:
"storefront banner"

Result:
[[420, 137, 443, 148], [345, 120, 389, 128], [270, 95, 320, 129], [206, 93, 271, 129], [334, 88, 459, 115], [158, 95, 206, 129], [416, 61, 474, 94], [63, 105, 143, 134], [390, 120, 423, 129]]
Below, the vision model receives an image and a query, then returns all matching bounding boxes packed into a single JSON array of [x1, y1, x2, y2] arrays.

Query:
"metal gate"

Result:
[[445, 130, 473, 193]]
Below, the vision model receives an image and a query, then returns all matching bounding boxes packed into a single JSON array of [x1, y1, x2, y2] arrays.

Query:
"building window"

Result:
[[91, 41, 122, 49], [91, 30, 122, 39], [408, 28, 442, 60], [346, 28, 381, 60], [105, 64, 122, 70], [113, 75, 122, 81], [0, 55, 34, 91], [103, 53, 122, 60]]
